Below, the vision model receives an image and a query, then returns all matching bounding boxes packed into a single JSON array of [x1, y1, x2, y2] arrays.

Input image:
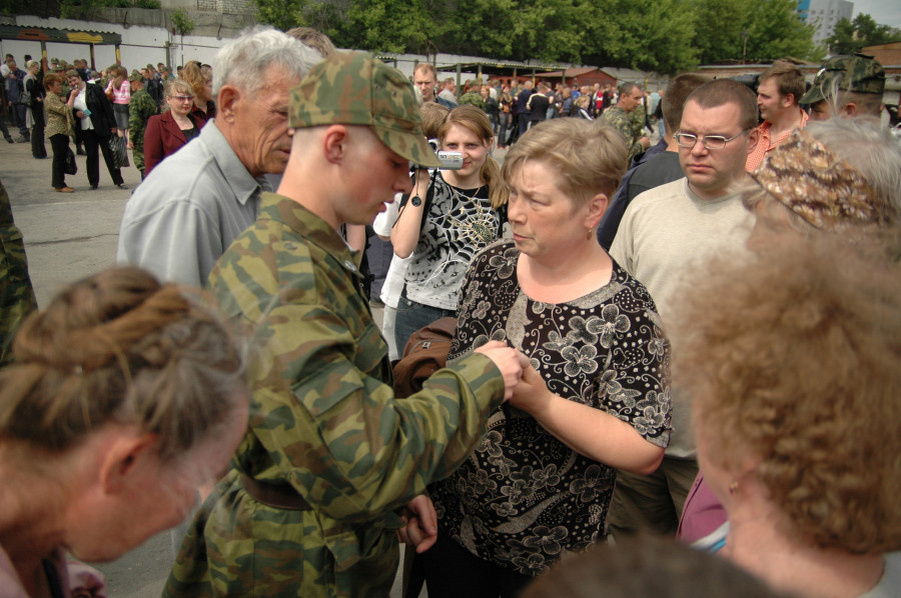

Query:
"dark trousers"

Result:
[[31, 106, 46, 158], [420, 528, 533, 598], [517, 112, 530, 136], [12, 104, 28, 137], [81, 128, 123, 187], [0, 115, 11, 141], [49, 134, 70, 189]]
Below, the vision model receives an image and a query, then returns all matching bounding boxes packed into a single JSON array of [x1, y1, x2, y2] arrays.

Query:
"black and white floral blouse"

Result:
[[429, 239, 672, 576]]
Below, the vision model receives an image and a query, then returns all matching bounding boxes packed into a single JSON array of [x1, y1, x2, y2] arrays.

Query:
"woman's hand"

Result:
[[75, 110, 84, 118], [508, 361, 554, 415], [397, 494, 438, 553], [126, 141, 134, 149]]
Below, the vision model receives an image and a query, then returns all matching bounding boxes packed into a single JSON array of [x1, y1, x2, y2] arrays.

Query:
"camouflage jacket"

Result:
[[602, 105, 644, 160], [0, 178, 37, 366], [128, 88, 158, 172], [165, 192, 505, 598]]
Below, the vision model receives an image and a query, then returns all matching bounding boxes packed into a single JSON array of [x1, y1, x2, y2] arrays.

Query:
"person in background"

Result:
[[43, 72, 77, 193], [23, 60, 46, 159], [374, 101, 450, 361], [670, 235, 901, 598], [181, 60, 216, 120], [105, 65, 130, 141], [0, 266, 249, 598], [142, 78, 207, 176], [392, 104, 508, 351], [127, 69, 159, 179], [66, 69, 127, 190], [5, 59, 29, 143], [801, 53, 884, 122], [117, 27, 321, 287]]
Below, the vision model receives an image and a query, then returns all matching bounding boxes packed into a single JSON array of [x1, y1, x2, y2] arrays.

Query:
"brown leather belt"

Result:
[[241, 474, 314, 511]]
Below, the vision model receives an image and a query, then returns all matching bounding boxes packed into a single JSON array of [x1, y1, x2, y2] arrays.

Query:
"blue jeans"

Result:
[[393, 287, 456, 355]]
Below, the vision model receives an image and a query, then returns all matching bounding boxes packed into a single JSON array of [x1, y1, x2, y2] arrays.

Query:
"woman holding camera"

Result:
[[392, 104, 507, 350]]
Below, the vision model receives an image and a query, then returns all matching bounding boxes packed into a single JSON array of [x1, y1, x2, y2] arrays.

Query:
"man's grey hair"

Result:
[[213, 26, 321, 95]]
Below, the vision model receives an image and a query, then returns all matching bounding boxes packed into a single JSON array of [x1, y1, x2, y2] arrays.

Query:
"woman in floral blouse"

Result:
[[422, 118, 672, 597]]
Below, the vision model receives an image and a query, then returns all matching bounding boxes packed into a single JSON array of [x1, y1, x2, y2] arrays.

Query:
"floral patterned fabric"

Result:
[[430, 239, 672, 576]]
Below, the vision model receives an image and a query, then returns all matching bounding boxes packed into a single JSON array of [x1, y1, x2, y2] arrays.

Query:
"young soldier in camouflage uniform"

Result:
[[164, 50, 526, 598], [0, 178, 37, 366], [126, 69, 158, 178], [602, 82, 650, 160]]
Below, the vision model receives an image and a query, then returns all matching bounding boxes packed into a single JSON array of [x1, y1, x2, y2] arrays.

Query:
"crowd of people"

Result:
[[1, 53, 218, 191], [1, 25, 900, 598]]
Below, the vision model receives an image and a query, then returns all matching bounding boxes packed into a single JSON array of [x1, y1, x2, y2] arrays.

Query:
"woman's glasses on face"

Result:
[[170, 95, 195, 102]]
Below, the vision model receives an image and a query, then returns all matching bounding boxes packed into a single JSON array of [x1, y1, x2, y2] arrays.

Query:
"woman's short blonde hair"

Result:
[[670, 236, 901, 554], [501, 118, 628, 206]]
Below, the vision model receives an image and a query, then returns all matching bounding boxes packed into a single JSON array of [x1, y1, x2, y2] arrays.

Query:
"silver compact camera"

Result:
[[425, 138, 462, 170]]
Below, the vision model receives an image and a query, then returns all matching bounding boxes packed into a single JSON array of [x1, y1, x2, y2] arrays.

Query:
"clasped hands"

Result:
[[397, 341, 553, 553]]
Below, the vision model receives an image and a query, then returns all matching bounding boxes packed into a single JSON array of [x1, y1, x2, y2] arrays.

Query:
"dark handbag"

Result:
[[64, 146, 77, 175], [108, 135, 129, 168]]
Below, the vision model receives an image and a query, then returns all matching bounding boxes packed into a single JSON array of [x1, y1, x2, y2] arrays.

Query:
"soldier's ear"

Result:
[[322, 124, 350, 164]]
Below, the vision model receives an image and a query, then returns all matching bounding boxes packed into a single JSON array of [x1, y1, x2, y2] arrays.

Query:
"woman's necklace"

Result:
[[447, 183, 496, 246]]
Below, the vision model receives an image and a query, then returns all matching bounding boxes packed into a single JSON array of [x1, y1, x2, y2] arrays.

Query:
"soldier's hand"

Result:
[[474, 341, 529, 401], [639, 136, 650, 149], [397, 494, 437, 553]]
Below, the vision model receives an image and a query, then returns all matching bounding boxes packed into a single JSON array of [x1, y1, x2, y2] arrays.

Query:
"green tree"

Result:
[[432, 0, 517, 59], [826, 13, 901, 54], [332, 0, 433, 53], [691, 0, 819, 63], [254, 0, 343, 35], [691, 0, 750, 63], [743, 0, 817, 61]]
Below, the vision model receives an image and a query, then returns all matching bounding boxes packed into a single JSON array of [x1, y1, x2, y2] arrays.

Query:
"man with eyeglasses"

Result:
[[746, 60, 808, 172], [608, 79, 759, 539]]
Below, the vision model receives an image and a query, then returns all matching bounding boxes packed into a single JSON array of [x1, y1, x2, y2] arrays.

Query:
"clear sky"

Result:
[[852, 0, 901, 29]]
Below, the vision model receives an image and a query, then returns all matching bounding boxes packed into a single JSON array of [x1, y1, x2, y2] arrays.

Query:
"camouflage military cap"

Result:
[[128, 69, 143, 82], [289, 50, 440, 168], [800, 53, 885, 105]]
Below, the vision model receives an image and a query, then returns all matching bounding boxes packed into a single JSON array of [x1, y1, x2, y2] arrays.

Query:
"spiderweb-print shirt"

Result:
[[429, 239, 672, 576], [404, 173, 504, 311]]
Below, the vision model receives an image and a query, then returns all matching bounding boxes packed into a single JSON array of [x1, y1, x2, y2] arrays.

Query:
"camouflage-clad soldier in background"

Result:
[[602, 82, 650, 160], [164, 51, 526, 598], [0, 178, 38, 366], [127, 69, 158, 178]]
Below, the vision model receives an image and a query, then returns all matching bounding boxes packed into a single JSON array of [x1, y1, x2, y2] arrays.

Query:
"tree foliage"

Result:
[[252, 0, 831, 73], [826, 13, 901, 54]]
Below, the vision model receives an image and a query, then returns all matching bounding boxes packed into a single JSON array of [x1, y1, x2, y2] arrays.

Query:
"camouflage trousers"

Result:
[[1, 200, 37, 365], [164, 469, 401, 598]]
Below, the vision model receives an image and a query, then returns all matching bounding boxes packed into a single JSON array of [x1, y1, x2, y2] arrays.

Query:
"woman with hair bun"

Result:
[[0, 267, 249, 598]]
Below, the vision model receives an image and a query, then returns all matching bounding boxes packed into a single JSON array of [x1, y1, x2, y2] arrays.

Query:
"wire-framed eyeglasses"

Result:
[[170, 95, 195, 102], [674, 129, 749, 150]]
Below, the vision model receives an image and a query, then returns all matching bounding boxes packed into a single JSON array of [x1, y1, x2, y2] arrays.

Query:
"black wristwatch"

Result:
[[410, 195, 422, 207]]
